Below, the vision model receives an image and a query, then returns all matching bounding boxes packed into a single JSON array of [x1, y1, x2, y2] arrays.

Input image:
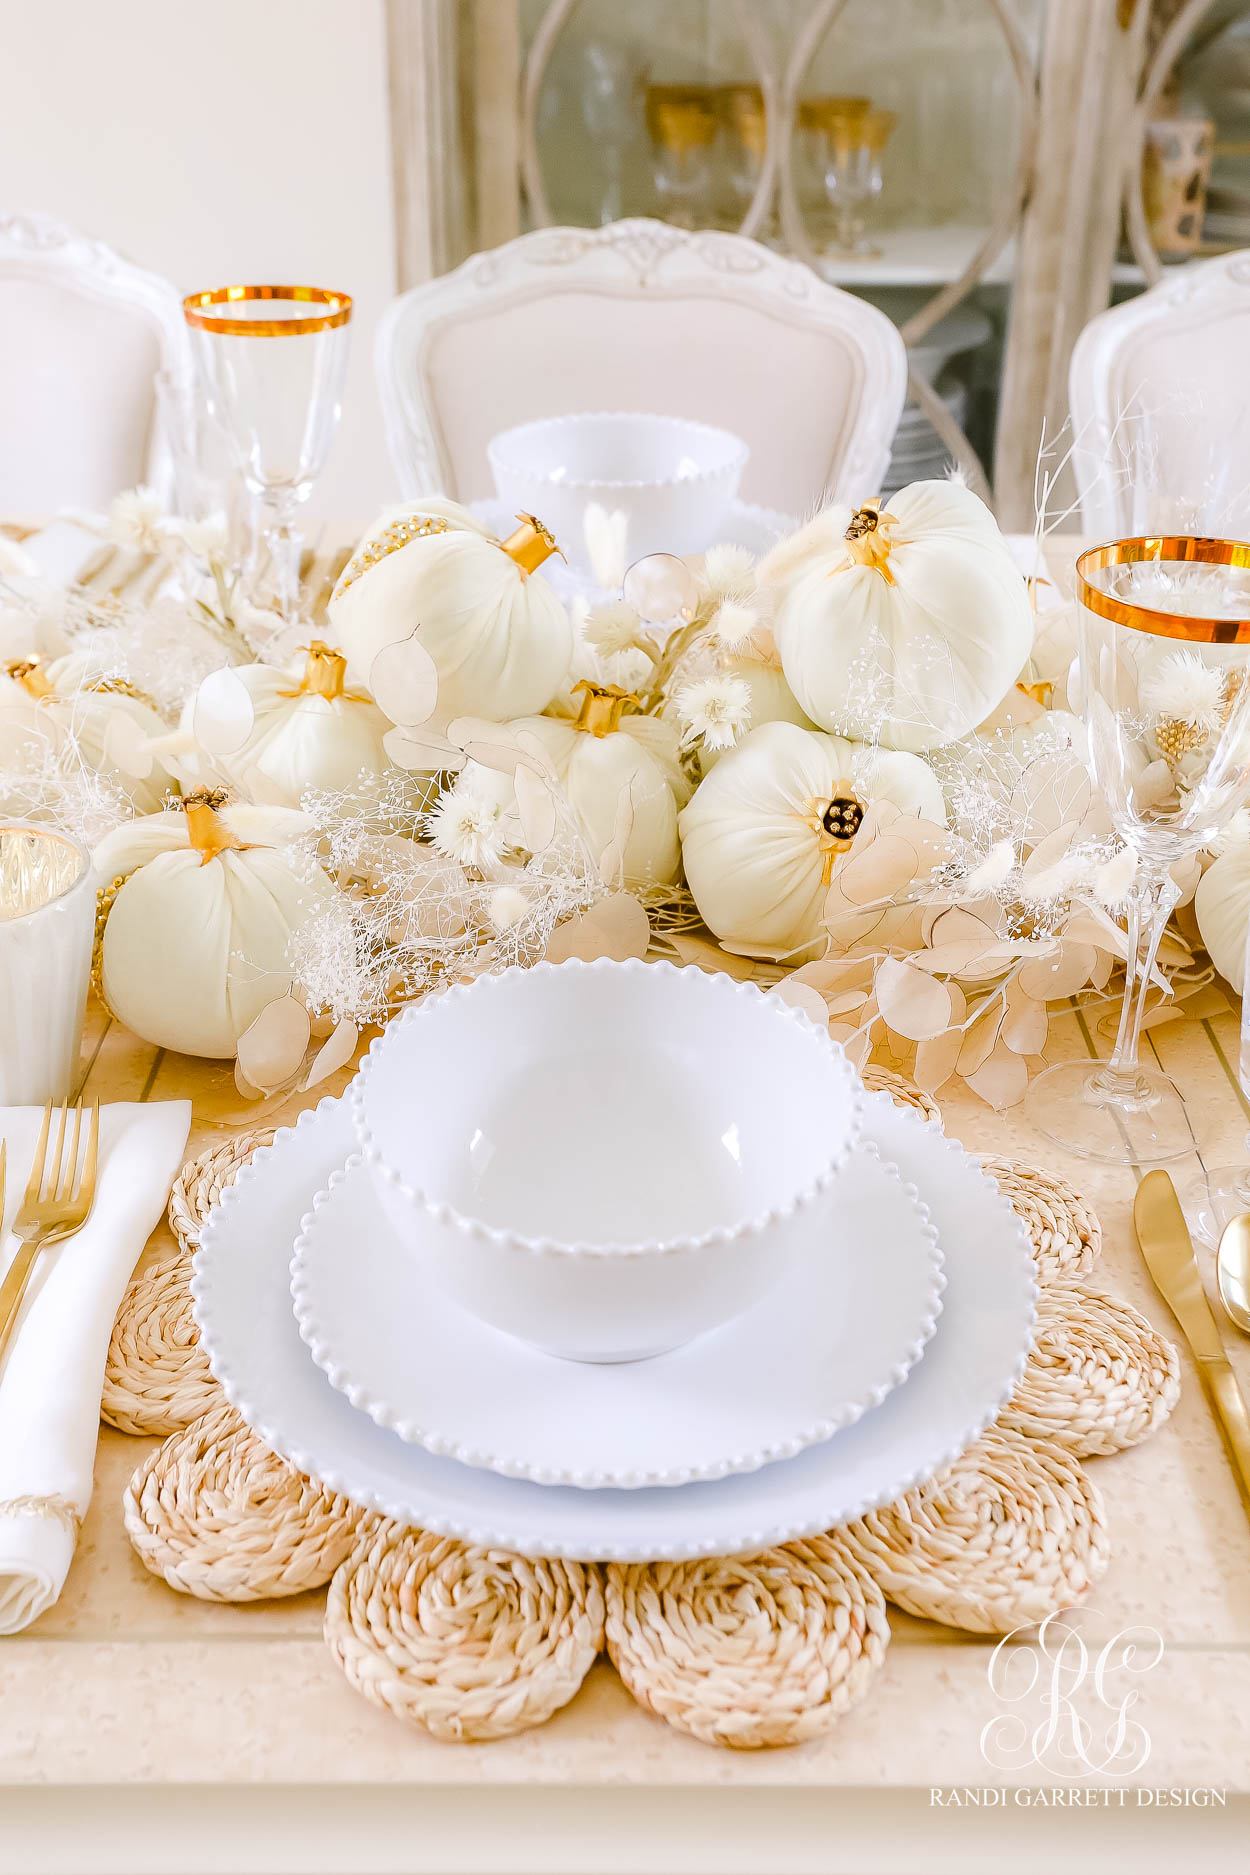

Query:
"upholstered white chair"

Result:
[[375, 220, 907, 518], [1069, 251, 1250, 538], [0, 210, 195, 519]]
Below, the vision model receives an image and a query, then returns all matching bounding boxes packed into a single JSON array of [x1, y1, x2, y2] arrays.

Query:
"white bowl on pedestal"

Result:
[[486, 412, 750, 570], [350, 959, 862, 1363]]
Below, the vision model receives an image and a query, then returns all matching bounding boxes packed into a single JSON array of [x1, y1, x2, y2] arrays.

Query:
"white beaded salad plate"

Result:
[[289, 1142, 944, 1489], [192, 1090, 1036, 1560]]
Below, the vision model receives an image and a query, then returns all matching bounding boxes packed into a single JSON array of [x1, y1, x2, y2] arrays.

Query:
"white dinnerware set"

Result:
[[488, 412, 751, 568], [474, 412, 796, 601], [191, 959, 1038, 1561]]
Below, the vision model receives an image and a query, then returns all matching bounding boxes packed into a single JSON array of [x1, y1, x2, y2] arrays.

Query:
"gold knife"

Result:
[[1134, 1169, 1250, 1523]]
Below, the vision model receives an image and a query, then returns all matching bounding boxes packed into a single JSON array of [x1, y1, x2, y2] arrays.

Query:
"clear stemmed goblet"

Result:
[[719, 84, 768, 229], [182, 284, 352, 625], [1027, 536, 1250, 1165], [821, 106, 894, 259], [646, 86, 717, 230]]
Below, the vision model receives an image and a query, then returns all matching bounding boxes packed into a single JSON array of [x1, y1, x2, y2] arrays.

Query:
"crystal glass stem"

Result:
[[258, 489, 304, 623], [1095, 865, 1181, 1097], [832, 198, 862, 253]]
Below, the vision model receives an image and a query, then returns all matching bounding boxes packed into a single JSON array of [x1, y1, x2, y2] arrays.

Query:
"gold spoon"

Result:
[[1216, 1214, 1250, 1336]]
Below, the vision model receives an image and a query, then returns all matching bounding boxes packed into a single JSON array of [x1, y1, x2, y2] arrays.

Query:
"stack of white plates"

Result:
[[881, 379, 968, 497], [191, 963, 1037, 1562]]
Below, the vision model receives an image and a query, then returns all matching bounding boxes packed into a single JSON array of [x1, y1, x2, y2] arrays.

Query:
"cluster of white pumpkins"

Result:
[[14, 478, 1038, 1061], [323, 478, 1034, 963]]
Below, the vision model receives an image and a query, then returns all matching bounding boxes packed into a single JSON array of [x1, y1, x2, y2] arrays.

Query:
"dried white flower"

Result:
[[428, 783, 510, 870], [1093, 844, 1138, 909], [701, 543, 756, 604], [488, 883, 531, 931], [966, 839, 1016, 894], [710, 598, 760, 650], [673, 673, 753, 750], [582, 503, 629, 592], [103, 487, 169, 556], [293, 768, 604, 1025], [1019, 851, 1090, 905], [1140, 649, 1225, 732], [582, 599, 641, 657], [164, 511, 231, 567], [1210, 805, 1250, 855]]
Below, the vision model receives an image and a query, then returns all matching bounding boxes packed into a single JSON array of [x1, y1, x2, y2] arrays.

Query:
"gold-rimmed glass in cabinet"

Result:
[[796, 97, 866, 241], [1026, 536, 1250, 1166], [646, 85, 717, 229], [817, 104, 895, 258], [183, 285, 352, 625], [718, 83, 767, 227]]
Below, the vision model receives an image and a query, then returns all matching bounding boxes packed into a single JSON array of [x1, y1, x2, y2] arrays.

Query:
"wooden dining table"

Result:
[[2, 538, 1250, 1873]]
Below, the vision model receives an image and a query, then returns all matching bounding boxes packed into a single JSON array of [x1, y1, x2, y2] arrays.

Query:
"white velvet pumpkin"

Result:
[[1196, 843, 1250, 993], [1, 653, 175, 812], [467, 689, 690, 887], [179, 641, 393, 808], [679, 719, 945, 960], [772, 480, 1035, 753], [92, 794, 337, 1058], [327, 502, 574, 731]]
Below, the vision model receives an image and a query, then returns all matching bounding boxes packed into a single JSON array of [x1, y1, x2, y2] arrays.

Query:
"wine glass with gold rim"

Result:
[[814, 101, 894, 259], [183, 284, 352, 625], [1026, 535, 1250, 1165], [646, 85, 717, 230]]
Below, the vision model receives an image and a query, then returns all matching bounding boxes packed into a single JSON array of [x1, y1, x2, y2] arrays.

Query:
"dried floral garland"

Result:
[[0, 477, 1238, 1107]]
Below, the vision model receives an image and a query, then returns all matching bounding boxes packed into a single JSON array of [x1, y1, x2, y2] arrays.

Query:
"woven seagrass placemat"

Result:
[[106, 1080, 1180, 1748]]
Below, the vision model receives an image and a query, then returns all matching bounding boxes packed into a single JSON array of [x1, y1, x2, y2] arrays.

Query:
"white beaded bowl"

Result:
[[486, 412, 750, 569], [351, 960, 862, 1363]]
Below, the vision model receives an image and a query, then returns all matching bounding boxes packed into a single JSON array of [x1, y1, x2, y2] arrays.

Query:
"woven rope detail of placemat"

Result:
[[840, 1427, 1109, 1634], [101, 1253, 220, 1436], [167, 1128, 276, 1255], [999, 1280, 1181, 1457], [605, 1535, 890, 1749], [979, 1157, 1101, 1284], [861, 1066, 942, 1124], [124, 1402, 364, 1601], [325, 1522, 605, 1742]]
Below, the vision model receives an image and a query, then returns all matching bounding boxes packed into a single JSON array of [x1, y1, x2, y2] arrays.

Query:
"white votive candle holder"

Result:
[[0, 824, 94, 1105]]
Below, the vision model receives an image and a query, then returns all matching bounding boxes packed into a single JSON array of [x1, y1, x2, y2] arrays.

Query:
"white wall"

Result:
[[0, 0, 399, 531]]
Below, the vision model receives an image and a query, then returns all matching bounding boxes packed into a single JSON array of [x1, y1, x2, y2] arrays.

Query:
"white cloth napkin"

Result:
[[0, 1100, 191, 1633]]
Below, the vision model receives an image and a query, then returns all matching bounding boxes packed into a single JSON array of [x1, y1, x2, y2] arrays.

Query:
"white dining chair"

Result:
[[0, 210, 195, 520], [1069, 250, 1250, 539], [375, 219, 907, 519]]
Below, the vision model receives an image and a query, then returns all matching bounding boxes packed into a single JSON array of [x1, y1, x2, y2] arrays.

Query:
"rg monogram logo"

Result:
[[979, 1612, 1164, 1779]]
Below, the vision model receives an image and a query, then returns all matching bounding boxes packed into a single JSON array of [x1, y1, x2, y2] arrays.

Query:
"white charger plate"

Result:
[[289, 1143, 944, 1489], [192, 1090, 1036, 1561]]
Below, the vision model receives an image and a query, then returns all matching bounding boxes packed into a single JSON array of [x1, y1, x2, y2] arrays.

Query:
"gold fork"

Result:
[[0, 1102, 99, 1358]]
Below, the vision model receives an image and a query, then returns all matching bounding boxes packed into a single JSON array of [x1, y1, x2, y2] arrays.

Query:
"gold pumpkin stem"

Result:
[[5, 657, 54, 699], [180, 788, 249, 866], [841, 498, 897, 584], [298, 640, 349, 701], [804, 785, 866, 885], [572, 680, 638, 738], [500, 513, 563, 575]]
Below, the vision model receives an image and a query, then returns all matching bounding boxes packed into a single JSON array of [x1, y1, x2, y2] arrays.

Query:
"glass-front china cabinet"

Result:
[[384, 0, 1250, 524]]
